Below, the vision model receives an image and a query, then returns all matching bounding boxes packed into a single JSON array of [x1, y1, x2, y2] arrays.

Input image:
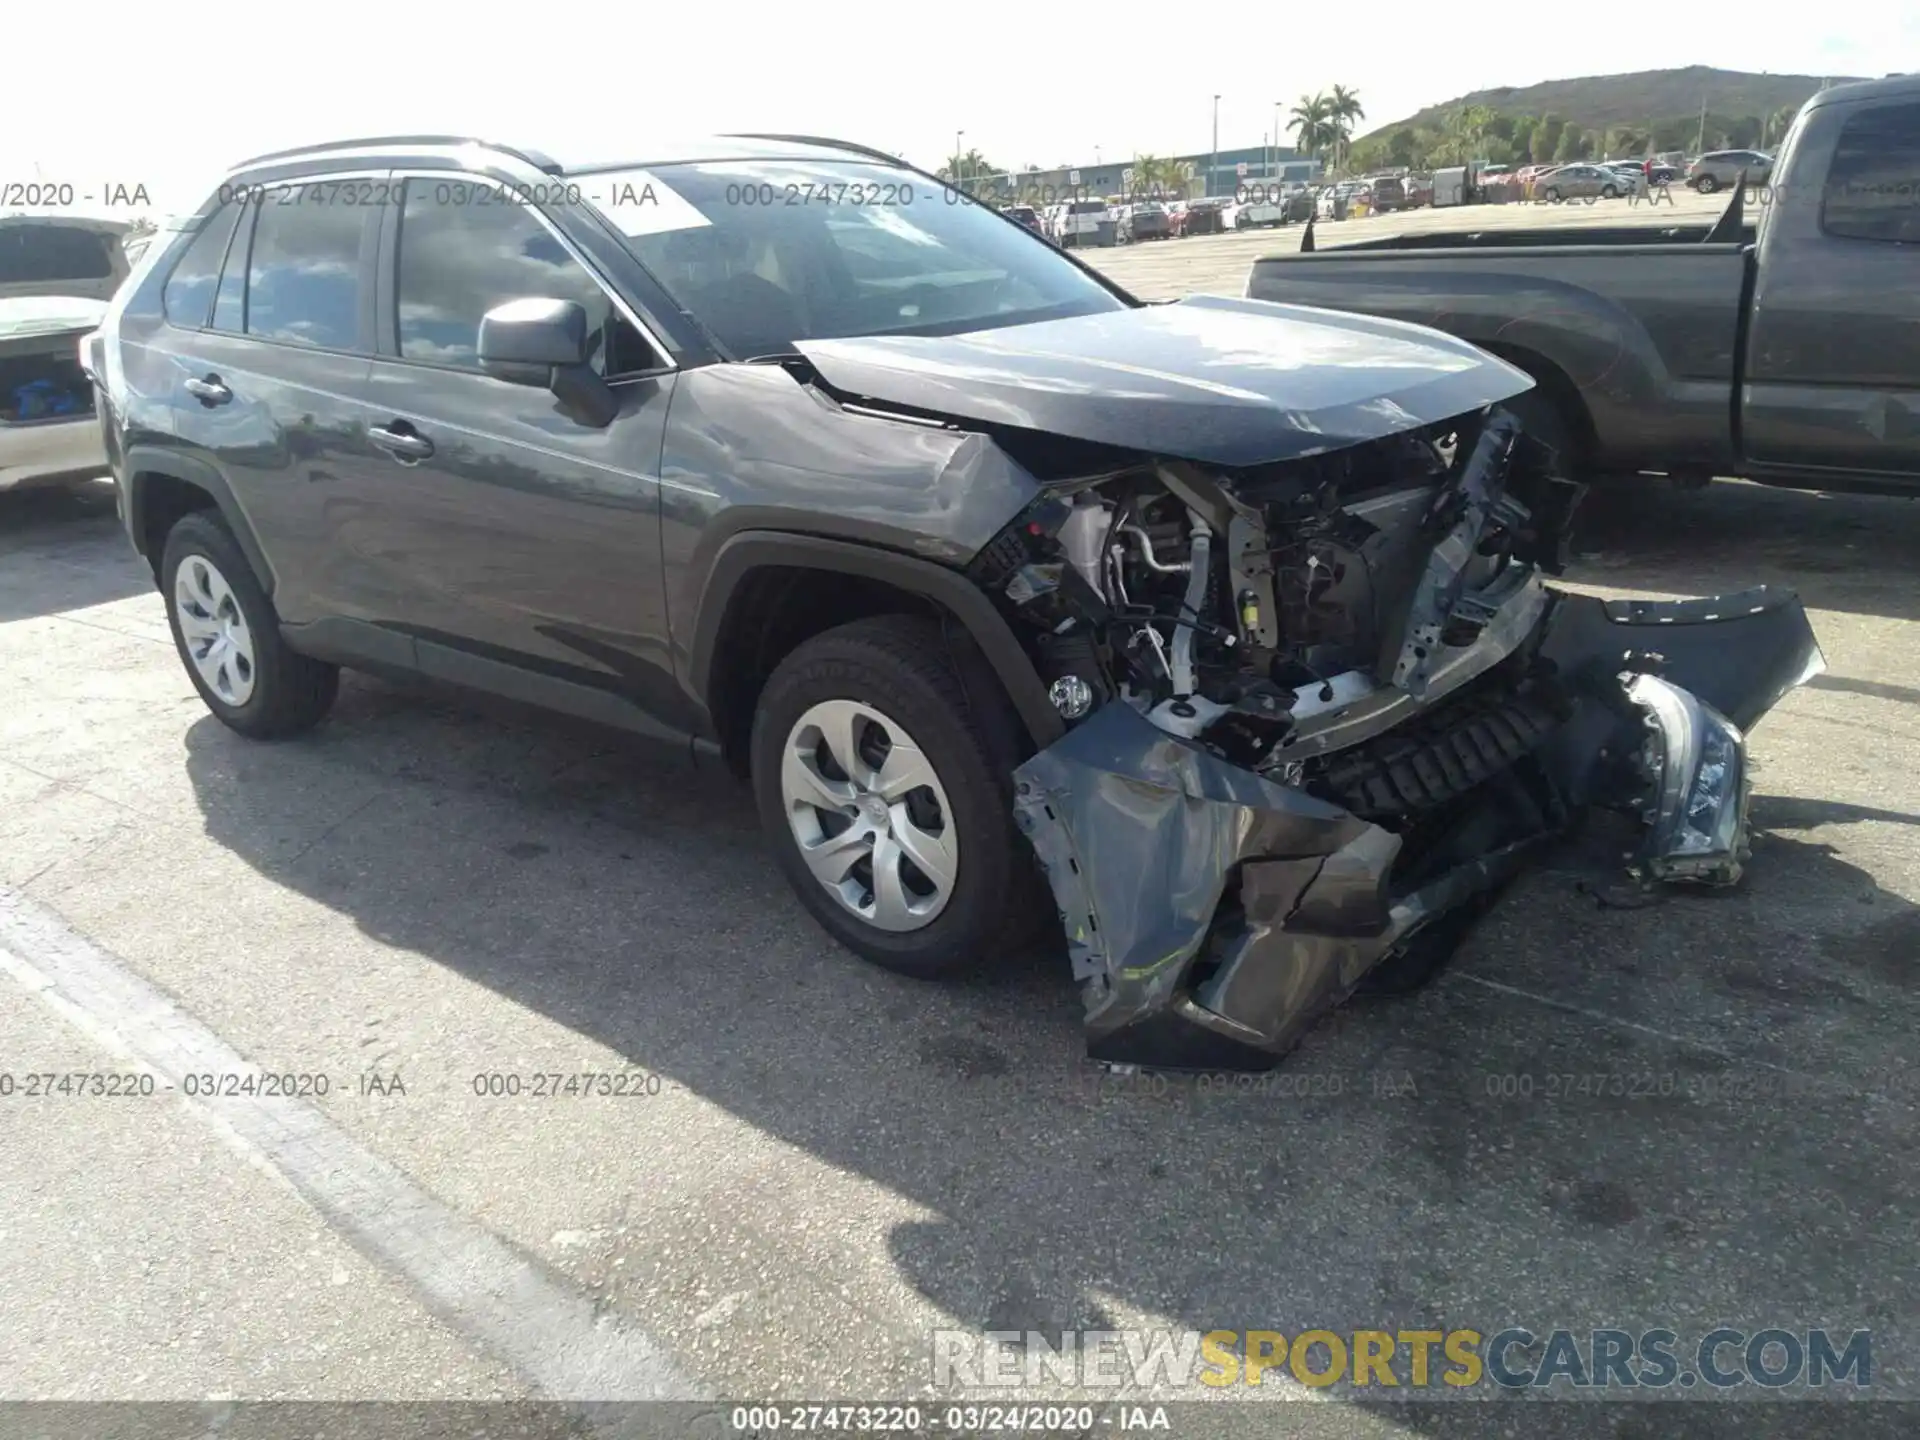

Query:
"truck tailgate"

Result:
[[1245, 244, 1751, 474]]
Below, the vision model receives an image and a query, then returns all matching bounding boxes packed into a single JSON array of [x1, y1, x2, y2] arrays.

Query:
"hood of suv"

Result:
[[796, 294, 1533, 468]]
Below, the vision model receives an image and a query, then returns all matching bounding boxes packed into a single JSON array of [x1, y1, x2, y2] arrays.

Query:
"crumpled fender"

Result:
[[1013, 703, 1388, 1069], [1536, 585, 1823, 753], [1012, 584, 1823, 1072], [1536, 583, 1824, 885]]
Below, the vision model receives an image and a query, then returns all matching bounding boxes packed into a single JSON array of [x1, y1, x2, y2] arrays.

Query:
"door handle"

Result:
[[184, 375, 231, 406], [368, 423, 435, 462]]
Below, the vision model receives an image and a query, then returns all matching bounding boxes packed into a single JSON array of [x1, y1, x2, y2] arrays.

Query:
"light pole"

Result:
[[1274, 100, 1283, 179], [1210, 94, 1220, 198], [954, 129, 964, 183]]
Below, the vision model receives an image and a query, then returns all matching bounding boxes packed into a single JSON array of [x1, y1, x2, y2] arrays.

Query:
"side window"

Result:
[[394, 181, 655, 376], [1822, 103, 1920, 244], [245, 197, 370, 350], [161, 205, 239, 328], [211, 205, 252, 333]]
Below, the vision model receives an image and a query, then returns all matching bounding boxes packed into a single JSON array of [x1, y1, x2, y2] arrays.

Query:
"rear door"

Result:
[[1741, 96, 1920, 480], [150, 182, 398, 632], [350, 176, 687, 732]]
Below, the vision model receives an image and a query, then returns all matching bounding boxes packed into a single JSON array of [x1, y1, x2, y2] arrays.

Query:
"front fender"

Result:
[[686, 530, 1065, 753]]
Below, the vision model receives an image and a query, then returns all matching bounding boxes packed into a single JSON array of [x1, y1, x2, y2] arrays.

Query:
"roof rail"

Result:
[[726, 133, 905, 166], [230, 135, 563, 175]]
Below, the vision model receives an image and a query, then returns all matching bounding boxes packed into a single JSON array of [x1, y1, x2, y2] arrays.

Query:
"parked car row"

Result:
[[974, 143, 1773, 247]]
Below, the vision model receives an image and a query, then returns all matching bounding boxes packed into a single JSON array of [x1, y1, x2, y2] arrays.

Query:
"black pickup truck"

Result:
[[1246, 75, 1920, 496]]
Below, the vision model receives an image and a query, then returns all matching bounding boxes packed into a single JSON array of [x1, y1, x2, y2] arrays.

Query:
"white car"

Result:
[[1314, 183, 1365, 220], [1051, 198, 1114, 248], [1, 215, 131, 493], [1231, 195, 1288, 229]]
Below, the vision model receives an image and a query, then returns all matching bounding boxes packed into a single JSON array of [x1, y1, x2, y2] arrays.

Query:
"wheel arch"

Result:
[[1475, 342, 1600, 473], [689, 532, 1065, 775], [124, 446, 275, 594]]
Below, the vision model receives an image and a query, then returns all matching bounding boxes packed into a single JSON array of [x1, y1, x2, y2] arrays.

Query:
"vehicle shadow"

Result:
[[178, 671, 1920, 1403], [0, 481, 152, 623], [1570, 479, 1920, 623]]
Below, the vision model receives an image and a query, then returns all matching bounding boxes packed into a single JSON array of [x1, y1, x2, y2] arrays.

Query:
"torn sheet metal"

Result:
[[1536, 584, 1824, 886], [1013, 585, 1824, 1073], [1011, 703, 1530, 1070]]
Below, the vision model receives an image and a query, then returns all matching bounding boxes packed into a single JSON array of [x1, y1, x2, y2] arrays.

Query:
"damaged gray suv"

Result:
[[88, 133, 1823, 1072]]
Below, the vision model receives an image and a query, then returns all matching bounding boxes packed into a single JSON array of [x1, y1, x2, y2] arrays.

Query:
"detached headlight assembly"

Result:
[[1625, 673, 1751, 886]]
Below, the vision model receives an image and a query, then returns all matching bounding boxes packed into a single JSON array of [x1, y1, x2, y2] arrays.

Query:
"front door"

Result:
[[345, 177, 691, 735]]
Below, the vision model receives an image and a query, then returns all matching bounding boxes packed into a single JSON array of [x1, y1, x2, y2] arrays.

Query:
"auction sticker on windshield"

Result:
[[583, 169, 712, 237]]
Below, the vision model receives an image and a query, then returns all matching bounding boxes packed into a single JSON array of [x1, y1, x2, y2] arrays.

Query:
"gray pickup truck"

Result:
[[1247, 75, 1920, 496]]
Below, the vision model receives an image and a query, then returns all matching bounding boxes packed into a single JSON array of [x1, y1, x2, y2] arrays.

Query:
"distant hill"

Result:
[[1373, 66, 1862, 137]]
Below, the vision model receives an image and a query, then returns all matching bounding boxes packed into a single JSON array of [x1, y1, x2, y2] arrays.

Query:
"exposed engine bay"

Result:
[[966, 405, 1824, 1072]]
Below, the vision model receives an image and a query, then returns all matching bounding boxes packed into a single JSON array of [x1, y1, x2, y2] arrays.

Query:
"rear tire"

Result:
[[161, 512, 338, 739], [750, 615, 1046, 979]]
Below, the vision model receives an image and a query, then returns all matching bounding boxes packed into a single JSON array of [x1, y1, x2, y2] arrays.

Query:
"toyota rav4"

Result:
[[86, 134, 1823, 1071]]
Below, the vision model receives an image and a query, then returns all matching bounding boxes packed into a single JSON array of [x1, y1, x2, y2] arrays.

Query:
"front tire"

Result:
[[750, 615, 1045, 979], [161, 512, 338, 739], [1695, 174, 1718, 194]]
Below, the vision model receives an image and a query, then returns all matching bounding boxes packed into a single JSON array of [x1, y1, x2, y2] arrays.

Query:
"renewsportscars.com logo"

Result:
[[930, 1327, 1873, 1391]]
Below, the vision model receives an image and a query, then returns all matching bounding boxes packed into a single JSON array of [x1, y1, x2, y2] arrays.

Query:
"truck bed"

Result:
[[1307, 221, 1756, 250], [1245, 239, 1753, 476]]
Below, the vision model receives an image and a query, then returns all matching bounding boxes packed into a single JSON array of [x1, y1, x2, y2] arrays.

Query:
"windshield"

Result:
[[584, 160, 1127, 359]]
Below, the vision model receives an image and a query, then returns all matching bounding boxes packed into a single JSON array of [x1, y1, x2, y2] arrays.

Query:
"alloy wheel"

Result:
[[174, 554, 256, 705], [779, 698, 958, 933]]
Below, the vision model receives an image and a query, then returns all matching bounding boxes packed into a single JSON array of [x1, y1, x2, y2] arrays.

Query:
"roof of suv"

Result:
[[227, 133, 910, 181]]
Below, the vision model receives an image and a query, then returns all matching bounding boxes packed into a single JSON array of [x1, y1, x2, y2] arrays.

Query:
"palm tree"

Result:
[[1325, 85, 1365, 174], [941, 148, 995, 189], [1288, 93, 1335, 170], [1132, 154, 1194, 199]]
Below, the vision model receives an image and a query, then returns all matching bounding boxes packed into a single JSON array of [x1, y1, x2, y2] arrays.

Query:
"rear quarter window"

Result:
[[1821, 102, 1920, 244], [162, 206, 241, 327]]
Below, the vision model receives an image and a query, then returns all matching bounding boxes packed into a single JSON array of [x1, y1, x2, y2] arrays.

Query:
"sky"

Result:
[[7, 0, 1918, 218]]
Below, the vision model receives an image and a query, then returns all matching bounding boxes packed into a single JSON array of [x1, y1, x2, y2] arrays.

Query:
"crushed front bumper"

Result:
[[1012, 584, 1823, 1071]]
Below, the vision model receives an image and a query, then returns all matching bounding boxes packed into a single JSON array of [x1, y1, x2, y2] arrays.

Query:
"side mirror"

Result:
[[477, 297, 618, 427]]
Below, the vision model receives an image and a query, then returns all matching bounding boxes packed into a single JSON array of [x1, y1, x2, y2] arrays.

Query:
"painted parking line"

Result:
[[0, 885, 704, 1408]]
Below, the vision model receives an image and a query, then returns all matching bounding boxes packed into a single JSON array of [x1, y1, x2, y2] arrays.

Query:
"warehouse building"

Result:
[[965, 144, 1320, 204]]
